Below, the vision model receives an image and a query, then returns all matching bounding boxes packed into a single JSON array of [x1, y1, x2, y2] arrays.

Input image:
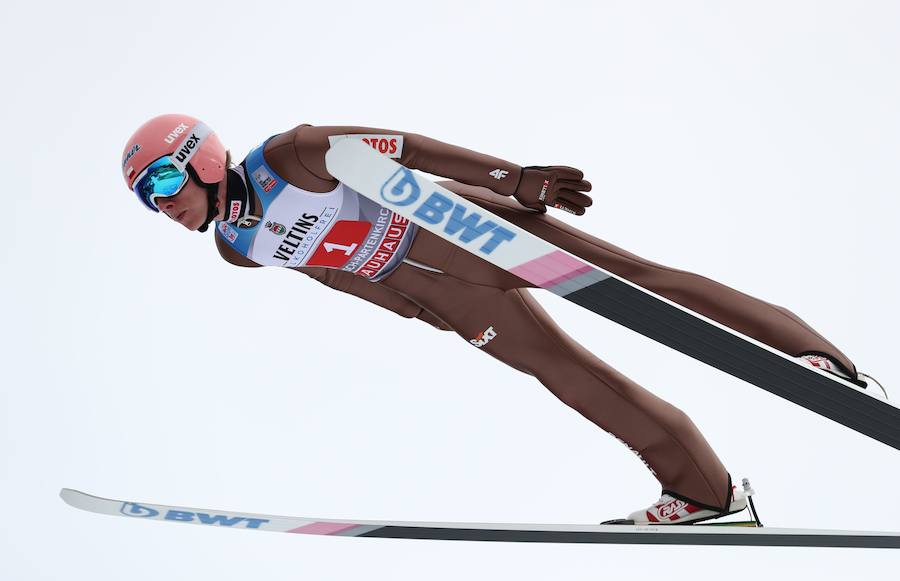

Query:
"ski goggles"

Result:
[[132, 156, 189, 212], [131, 122, 213, 212]]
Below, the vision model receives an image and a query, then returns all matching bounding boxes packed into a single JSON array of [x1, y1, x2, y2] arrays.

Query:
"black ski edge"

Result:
[[571, 278, 893, 426], [360, 526, 900, 548], [568, 281, 894, 432], [589, 280, 898, 443], [564, 278, 900, 451]]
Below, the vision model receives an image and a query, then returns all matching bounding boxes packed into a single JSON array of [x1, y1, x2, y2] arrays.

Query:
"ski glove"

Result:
[[513, 166, 593, 215]]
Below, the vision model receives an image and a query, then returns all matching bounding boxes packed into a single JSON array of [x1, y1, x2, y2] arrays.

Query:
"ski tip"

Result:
[[60, 488, 97, 508], [60, 488, 79, 506], [60, 488, 121, 517]]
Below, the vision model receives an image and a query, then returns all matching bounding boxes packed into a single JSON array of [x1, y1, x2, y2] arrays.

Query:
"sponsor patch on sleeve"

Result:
[[328, 134, 404, 158]]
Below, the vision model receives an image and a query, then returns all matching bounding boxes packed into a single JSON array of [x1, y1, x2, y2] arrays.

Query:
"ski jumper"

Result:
[[216, 125, 858, 512]]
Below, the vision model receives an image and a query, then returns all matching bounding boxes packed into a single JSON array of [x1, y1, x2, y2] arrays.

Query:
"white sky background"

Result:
[[3, 0, 900, 576]]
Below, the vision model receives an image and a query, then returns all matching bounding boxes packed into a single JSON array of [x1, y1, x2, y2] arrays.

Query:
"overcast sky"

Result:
[[3, 1, 900, 578]]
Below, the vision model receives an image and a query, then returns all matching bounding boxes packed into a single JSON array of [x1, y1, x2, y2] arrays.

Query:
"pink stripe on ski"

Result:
[[287, 522, 361, 535], [510, 250, 591, 288]]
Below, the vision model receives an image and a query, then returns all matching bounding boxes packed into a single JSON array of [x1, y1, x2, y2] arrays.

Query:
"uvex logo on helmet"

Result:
[[174, 133, 202, 163], [164, 123, 190, 144]]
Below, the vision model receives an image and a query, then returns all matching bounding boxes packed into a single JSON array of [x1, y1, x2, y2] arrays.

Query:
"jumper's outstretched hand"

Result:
[[513, 166, 593, 215]]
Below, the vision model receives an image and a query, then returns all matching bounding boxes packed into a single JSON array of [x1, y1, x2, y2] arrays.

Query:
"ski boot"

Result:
[[799, 354, 852, 379], [605, 478, 766, 526], [799, 354, 889, 399]]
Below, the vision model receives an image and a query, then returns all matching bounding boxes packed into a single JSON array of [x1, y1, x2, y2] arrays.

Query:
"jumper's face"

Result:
[[154, 177, 212, 231]]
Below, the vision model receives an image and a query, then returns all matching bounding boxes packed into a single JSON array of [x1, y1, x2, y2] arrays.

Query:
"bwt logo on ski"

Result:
[[380, 167, 516, 255], [119, 502, 270, 529]]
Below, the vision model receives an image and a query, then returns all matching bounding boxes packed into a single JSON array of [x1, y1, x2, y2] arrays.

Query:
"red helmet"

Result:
[[121, 114, 226, 212]]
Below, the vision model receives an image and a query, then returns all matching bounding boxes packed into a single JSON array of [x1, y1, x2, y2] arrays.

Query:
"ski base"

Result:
[[61, 489, 900, 549]]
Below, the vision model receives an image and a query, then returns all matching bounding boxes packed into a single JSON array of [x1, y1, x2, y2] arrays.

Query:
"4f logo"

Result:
[[489, 168, 508, 180], [380, 167, 516, 255]]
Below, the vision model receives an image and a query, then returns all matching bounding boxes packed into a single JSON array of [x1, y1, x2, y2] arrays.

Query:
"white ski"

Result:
[[324, 139, 900, 451], [60, 489, 899, 548]]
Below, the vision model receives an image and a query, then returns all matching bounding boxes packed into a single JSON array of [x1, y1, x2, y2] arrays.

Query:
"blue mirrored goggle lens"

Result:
[[133, 157, 188, 211]]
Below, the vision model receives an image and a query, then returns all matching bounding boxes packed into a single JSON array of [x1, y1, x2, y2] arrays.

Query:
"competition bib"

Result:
[[216, 139, 417, 280]]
